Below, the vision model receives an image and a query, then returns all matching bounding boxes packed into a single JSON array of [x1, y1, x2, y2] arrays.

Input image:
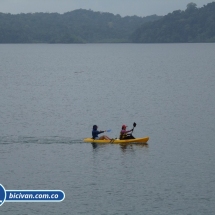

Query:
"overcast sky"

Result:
[[0, 0, 214, 17]]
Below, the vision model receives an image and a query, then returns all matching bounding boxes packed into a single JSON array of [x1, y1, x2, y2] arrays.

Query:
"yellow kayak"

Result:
[[83, 136, 149, 144]]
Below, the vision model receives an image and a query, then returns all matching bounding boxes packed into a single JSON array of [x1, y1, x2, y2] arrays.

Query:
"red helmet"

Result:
[[122, 124, 127, 129]]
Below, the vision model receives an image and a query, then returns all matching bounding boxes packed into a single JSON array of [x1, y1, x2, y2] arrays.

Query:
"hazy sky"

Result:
[[0, 0, 214, 17]]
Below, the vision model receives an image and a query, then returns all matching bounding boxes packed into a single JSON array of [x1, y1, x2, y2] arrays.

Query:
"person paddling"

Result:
[[92, 125, 111, 140], [119, 124, 135, 140]]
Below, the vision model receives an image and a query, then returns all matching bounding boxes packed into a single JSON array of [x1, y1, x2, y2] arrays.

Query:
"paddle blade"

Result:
[[133, 122, 136, 127], [106, 129, 111, 132]]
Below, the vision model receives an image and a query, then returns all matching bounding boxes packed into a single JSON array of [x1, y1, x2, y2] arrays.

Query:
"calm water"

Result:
[[0, 44, 215, 214]]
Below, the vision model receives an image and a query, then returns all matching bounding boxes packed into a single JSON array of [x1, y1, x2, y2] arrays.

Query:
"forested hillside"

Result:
[[131, 2, 215, 43], [0, 9, 161, 43]]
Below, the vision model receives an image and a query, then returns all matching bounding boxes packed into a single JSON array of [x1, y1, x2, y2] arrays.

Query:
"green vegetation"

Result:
[[0, 2, 214, 43], [131, 2, 215, 43], [0, 9, 161, 43]]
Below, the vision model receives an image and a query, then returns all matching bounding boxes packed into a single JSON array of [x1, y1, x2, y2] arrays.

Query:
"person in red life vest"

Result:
[[119, 124, 135, 140]]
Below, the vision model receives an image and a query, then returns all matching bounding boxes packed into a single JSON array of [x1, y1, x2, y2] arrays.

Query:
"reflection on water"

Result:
[[119, 143, 148, 152], [91, 142, 98, 149], [91, 141, 149, 152]]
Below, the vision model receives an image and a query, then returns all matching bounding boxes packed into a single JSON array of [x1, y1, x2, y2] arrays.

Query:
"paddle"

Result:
[[106, 129, 111, 132], [131, 122, 136, 134]]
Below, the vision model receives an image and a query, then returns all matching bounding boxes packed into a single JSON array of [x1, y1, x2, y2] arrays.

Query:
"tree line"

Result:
[[0, 2, 215, 43], [0, 9, 161, 43], [131, 2, 215, 43]]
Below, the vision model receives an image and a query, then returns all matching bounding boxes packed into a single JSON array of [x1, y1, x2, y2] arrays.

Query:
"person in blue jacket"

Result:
[[92, 125, 111, 140]]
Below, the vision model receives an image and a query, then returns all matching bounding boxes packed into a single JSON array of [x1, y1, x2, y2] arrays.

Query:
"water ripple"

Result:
[[0, 136, 83, 144]]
